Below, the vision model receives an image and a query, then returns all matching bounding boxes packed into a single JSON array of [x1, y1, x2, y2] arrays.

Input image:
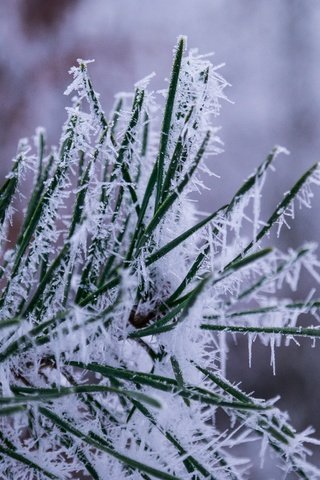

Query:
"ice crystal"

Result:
[[0, 36, 320, 479]]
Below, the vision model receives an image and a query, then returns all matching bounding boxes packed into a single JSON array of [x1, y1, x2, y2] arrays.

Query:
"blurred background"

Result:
[[1, 0, 320, 476]]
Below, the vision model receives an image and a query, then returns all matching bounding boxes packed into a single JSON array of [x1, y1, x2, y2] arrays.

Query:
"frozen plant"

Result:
[[1, 36, 320, 479]]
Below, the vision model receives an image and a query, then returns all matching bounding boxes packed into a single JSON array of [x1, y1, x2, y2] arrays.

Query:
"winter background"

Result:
[[1, 0, 320, 476]]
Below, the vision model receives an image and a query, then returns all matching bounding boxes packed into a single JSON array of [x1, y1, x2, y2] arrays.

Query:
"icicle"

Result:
[[270, 336, 276, 375], [248, 334, 253, 368]]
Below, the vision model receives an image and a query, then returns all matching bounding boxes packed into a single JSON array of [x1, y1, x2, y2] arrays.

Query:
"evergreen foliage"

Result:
[[1, 37, 320, 479]]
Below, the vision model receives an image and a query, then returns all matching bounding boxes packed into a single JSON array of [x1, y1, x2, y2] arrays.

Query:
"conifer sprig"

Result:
[[0, 37, 320, 479]]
